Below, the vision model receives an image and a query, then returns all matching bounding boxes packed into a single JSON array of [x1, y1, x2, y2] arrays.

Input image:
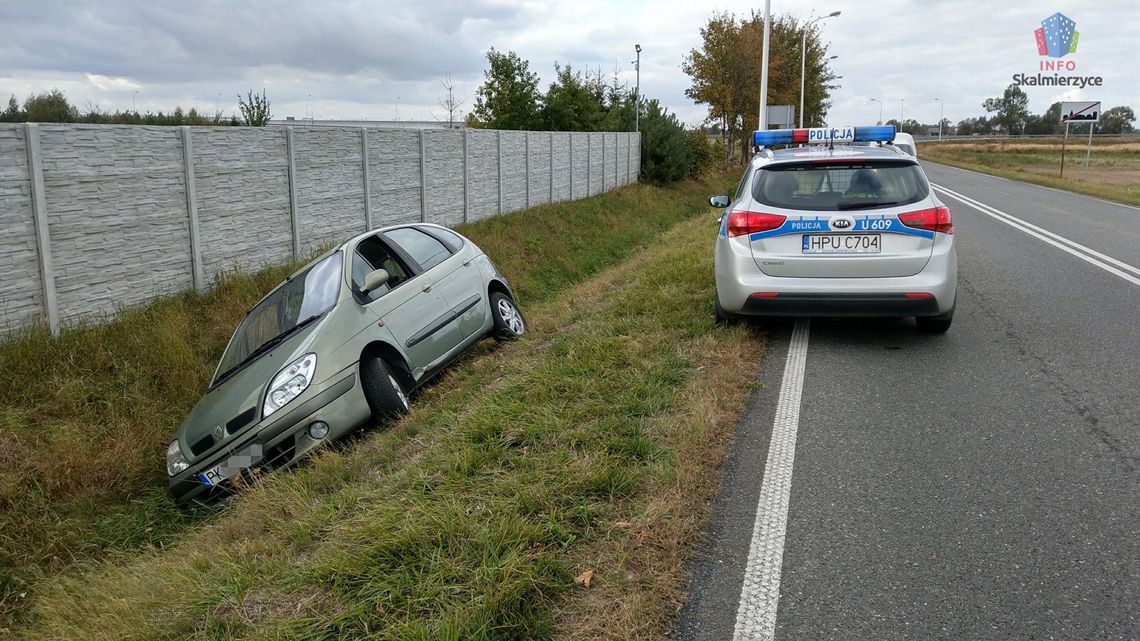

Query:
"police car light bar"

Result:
[[752, 125, 896, 148]]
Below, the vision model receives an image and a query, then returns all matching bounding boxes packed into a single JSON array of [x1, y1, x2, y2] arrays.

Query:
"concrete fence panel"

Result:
[[194, 127, 293, 280], [528, 132, 552, 205], [368, 129, 423, 226], [294, 127, 367, 251], [0, 126, 41, 330], [501, 131, 527, 213], [423, 129, 465, 227], [467, 129, 500, 222], [38, 125, 192, 322]]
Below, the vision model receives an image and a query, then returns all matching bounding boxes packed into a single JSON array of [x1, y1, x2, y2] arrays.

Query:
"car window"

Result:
[[425, 226, 465, 252], [352, 236, 411, 303], [752, 161, 928, 211], [734, 168, 753, 202], [385, 227, 453, 271], [895, 143, 916, 156]]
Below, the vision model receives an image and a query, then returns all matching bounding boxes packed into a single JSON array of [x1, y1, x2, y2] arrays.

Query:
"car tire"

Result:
[[715, 296, 740, 326], [490, 292, 526, 341], [916, 307, 954, 334], [360, 356, 410, 420]]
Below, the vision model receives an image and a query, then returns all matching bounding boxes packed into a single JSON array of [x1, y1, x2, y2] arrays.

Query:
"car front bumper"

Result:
[[168, 367, 370, 505], [716, 234, 958, 317]]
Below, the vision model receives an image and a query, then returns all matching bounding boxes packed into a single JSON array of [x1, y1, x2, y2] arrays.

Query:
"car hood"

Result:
[[177, 320, 322, 458]]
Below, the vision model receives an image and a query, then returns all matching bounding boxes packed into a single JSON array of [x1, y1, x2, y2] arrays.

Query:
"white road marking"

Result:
[[933, 183, 1140, 288], [733, 318, 810, 641]]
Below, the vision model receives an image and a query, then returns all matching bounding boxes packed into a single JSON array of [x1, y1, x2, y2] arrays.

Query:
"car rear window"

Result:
[[751, 160, 929, 211]]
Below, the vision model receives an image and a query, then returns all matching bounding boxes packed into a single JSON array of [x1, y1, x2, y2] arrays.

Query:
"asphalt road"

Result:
[[674, 162, 1140, 640]]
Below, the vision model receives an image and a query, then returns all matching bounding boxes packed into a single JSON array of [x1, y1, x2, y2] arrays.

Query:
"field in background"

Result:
[[919, 138, 1140, 205], [3, 172, 765, 641]]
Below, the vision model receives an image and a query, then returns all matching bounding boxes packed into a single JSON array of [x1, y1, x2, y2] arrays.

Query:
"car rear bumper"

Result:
[[168, 368, 369, 505], [715, 234, 957, 317]]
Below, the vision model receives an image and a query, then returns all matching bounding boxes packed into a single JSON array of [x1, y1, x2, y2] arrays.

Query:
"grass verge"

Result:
[[10, 177, 764, 640], [1, 173, 750, 636], [919, 140, 1140, 206]]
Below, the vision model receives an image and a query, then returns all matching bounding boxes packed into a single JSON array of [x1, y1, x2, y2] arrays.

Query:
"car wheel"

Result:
[[916, 307, 954, 334], [360, 356, 410, 420], [715, 296, 740, 326], [491, 292, 526, 341]]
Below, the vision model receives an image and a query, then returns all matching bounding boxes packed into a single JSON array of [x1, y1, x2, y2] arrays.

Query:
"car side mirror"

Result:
[[709, 194, 731, 208], [360, 268, 390, 294]]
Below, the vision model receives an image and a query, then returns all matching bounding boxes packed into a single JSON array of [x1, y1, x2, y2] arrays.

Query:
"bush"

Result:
[[689, 129, 714, 178], [639, 99, 692, 184]]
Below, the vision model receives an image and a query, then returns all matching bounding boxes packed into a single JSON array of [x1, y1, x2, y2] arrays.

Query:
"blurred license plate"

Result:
[[197, 444, 264, 488], [802, 234, 881, 254]]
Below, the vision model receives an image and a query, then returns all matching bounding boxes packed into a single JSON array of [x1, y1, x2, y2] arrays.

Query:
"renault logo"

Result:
[[212, 424, 225, 441], [830, 216, 855, 230]]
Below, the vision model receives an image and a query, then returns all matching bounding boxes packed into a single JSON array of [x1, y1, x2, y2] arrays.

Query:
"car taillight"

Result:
[[898, 206, 953, 234], [727, 211, 787, 238]]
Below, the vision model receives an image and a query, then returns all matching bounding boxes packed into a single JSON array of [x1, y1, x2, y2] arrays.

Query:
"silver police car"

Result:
[[711, 126, 957, 332]]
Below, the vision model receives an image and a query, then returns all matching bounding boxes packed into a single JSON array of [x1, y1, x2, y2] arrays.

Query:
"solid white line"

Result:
[[733, 318, 810, 641], [933, 183, 1140, 287]]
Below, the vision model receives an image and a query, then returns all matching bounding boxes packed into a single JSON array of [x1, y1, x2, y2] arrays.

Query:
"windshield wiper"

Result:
[[211, 314, 324, 388], [837, 200, 900, 211]]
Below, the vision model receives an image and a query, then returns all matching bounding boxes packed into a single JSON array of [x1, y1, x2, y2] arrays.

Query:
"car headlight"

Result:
[[263, 353, 317, 418], [166, 439, 188, 476]]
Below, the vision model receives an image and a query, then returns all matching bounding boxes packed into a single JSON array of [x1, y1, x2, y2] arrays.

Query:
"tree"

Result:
[[0, 95, 24, 122], [639, 99, 692, 184], [956, 116, 992, 136], [238, 89, 272, 126], [689, 129, 714, 178], [982, 84, 1029, 134], [24, 89, 77, 123], [1024, 102, 1062, 135], [683, 12, 837, 164], [1098, 106, 1135, 134], [436, 75, 465, 129], [539, 63, 606, 131], [469, 48, 542, 130]]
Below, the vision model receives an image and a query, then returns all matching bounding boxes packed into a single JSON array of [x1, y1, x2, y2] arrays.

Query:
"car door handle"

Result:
[[421, 283, 432, 292], [462, 259, 471, 267]]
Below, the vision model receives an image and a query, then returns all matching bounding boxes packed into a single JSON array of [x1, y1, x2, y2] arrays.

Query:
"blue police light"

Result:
[[853, 125, 896, 142], [752, 125, 896, 148]]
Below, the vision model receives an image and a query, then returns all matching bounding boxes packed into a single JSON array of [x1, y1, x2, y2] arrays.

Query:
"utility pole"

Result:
[[934, 98, 943, 139], [758, 0, 771, 131], [634, 44, 641, 133], [870, 98, 882, 125]]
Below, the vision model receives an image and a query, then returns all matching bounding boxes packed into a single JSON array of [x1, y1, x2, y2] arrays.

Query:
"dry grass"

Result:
[[920, 138, 1140, 204]]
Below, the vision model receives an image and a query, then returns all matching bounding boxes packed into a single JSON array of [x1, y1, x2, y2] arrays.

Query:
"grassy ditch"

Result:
[[14, 190, 764, 640], [919, 139, 1140, 206], [1, 172, 753, 635]]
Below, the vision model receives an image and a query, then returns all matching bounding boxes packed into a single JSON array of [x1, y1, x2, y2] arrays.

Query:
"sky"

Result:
[[1, 0, 1137, 129]]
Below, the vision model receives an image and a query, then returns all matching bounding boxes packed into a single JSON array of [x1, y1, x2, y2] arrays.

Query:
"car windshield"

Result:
[[752, 160, 928, 211], [214, 253, 342, 383]]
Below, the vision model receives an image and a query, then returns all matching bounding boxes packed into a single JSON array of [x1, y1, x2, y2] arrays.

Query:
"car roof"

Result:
[[753, 144, 914, 168]]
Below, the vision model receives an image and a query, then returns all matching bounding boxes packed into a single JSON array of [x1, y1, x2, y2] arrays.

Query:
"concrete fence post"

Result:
[[419, 129, 428, 222], [587, 133, 592, 196], [285, 127, 301, 260], [613, 133, 618, 188], [24, 123, 58, 336], [549, 133, 555, 203], [497, 130, 504, 214], [602, 133, 607, 192], [569, 133, 574, 200], [626, 134, 632, 185], [525, 131, 531, 208], [463, 129, 470, 224], [361, 128, 372, 230], [179, 126, 205, 292]]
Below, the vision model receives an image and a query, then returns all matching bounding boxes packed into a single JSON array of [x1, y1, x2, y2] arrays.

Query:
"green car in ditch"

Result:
[[167, 223, 525, 505]]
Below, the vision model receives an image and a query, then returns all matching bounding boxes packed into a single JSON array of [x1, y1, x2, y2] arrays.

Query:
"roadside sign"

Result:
[[766, 105, 795, 129], [1060, 101, 1100, 123]]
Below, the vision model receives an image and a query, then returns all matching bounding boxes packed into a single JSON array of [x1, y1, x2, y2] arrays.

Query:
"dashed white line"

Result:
[[933, 183, 1140, 288], [733, 318, 810, 641]]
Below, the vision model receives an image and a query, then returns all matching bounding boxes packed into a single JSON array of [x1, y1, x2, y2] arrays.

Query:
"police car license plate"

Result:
[[802, 234, 881, 254]]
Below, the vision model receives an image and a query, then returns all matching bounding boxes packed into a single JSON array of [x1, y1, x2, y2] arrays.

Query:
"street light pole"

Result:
[[758, 0, 772, 131], [799, 10, 841, 128], [899, 98, 904, 126], [634, 44, 641, 133], [934, 98, 943, 139], [870, 98, 882, 125]]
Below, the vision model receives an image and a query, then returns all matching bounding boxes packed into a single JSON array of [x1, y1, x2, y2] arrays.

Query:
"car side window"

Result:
[[734, 169, 753, 202], [352, 236, 411, 303], [385, 227, 452, 271]]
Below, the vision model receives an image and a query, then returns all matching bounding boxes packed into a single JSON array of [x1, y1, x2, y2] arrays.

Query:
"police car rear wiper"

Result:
[[837, 200, 899, 211]]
